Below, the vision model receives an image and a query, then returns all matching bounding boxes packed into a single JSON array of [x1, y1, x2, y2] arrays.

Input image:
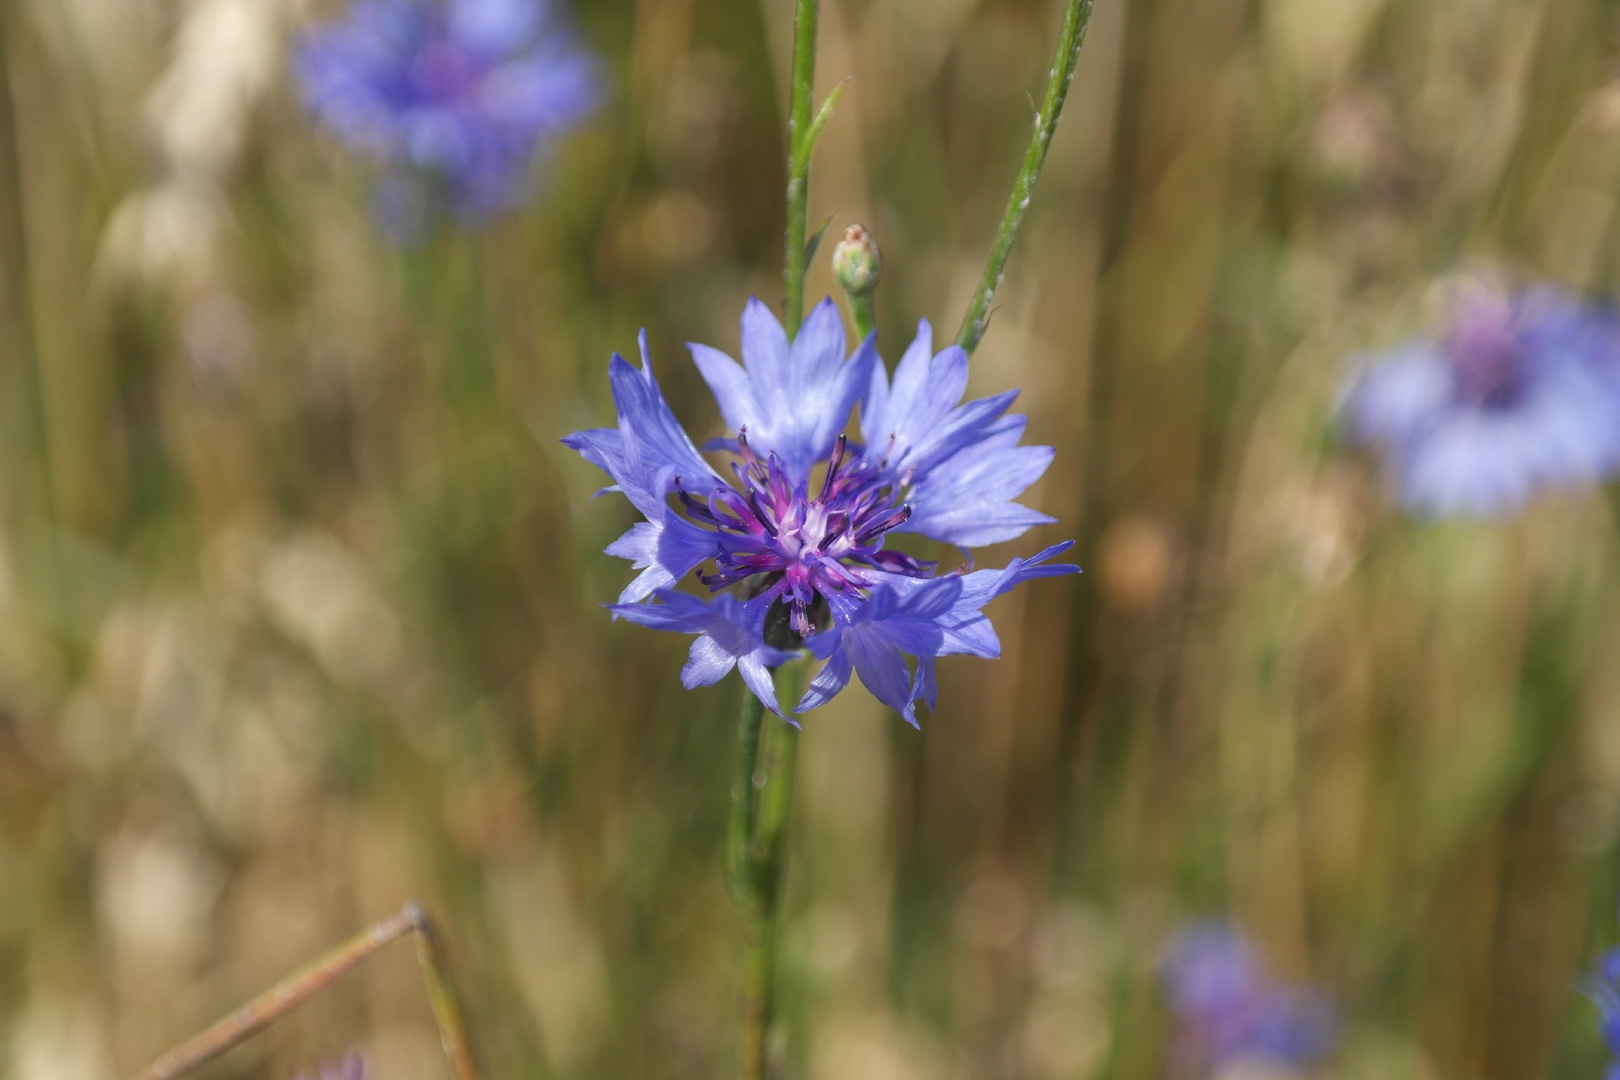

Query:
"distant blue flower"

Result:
[[1339, 282, 1620, 517], [294, 0, 600, 234], [1162, 922, 1336, 1075], [1585, 941, 1620, 1077], [564, 299, 1078, 722], [296, 1055, 368, 1080]]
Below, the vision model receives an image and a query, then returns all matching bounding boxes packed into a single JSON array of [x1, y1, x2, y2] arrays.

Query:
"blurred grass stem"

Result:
[[124, 902, 480, 1080], [955, 0, 1093, 354], [728, 661, 808, 1080], [0, 9, 74, 657]]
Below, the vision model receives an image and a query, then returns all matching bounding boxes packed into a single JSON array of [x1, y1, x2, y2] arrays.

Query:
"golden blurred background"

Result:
[[6, 0, 1620, 1078]]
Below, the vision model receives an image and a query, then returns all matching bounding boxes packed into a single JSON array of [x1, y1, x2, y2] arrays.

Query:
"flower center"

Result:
[[413, 41, 479, 101], [1445, 291, 1525, 408], [676, 432, 935, 637]]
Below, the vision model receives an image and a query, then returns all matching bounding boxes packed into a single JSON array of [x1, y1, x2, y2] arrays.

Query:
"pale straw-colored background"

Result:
[[5, 0, 1620, 1078]]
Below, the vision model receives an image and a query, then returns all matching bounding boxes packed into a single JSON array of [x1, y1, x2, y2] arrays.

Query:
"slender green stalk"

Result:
[[725, 687, 767, 916], [125, 902, 480, 1080], [730, 661, 809, 1080], [782, 0, 820, 339], [955, 0, 1095, 355], [848, 293, 876, 341]]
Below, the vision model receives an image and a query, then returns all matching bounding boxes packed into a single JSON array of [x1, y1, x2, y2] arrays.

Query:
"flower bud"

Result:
[[831, 224, 882, 297]]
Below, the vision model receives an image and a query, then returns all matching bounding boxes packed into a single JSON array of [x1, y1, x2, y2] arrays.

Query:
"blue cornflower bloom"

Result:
[[1162, 922, 1336, 1075], [1584, 945, 1620, 1079], [1338, 282, 1620, 517], [564, 298, 1078, 721], [295, 1055, 368, 1080], [294, 0, 600, 233]]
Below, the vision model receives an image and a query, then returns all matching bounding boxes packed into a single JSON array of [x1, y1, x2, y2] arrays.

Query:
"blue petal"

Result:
[[609, 588, 716, 632], [798, 546, 1078, 718], [915, 655, 938, 709], [886, 323, 968, 432], [904, 430, 1057, 547], [1245, 987, 1337, 1065], [738, 650, 793, 724], [689, 342, 760, 442], [797, 580, 959, 720], [1161, 922, 1263, 1015], [683, 634, 739, 688], [863, 320, 1008, 479], [565, 334, 729, 597], [449, 0, 543, 54], [798, 642, 854, 713], [610, 591, 797, 714], [864, 319, 1050, 547], [880, 541, 1078, 646], [1339, 344, 1453, 446], [481, 54, 603, 128], [608, 334, 725, 509], [842, 623, 921, 725], [908, 541, 1079, 656], [954, 541, 1081, 607], [741, 295, 796, 411], [690, 298, 875, 483], [560, 426, 624, 479], [604, 512, 719, 603], [790, 302, 878, 481]]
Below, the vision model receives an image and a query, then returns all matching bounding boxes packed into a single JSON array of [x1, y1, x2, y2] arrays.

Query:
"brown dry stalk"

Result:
[[124, 901, 479, 1080]]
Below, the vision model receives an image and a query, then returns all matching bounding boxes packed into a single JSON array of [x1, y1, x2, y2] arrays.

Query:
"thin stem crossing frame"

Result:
[[955, 0, 1095, 355], [124, 902, 479, 1080]]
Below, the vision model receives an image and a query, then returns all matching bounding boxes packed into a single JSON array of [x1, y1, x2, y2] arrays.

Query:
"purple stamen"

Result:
[[1445, 287, 1525, 407], [676, 428, 934, 636]]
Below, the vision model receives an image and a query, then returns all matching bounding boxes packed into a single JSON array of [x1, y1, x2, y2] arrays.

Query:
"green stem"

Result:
[[733, 661, 808, 1080], [783, 0, 819, 339], [725, 687, 767, 916], [955, 0, 1094, 355], [848, 293, 876, 342]]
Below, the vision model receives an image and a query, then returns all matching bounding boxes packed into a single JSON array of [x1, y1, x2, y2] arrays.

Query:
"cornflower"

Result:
[[1584, 940, 1620, 1078], [564, 297, 1077, 722], [295, 1055, 369, 1080], [1161, 922, 1336, 1076], [294, 0, 600, 233], [1339, 281, 1620, 517]]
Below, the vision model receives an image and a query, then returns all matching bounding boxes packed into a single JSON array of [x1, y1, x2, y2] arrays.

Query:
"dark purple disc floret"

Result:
[[679, 432, 936, 638], [564, 297, 1078, 722]]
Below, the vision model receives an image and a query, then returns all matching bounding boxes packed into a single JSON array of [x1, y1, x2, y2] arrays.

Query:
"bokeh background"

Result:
[[7, 0, 1620, 1078]]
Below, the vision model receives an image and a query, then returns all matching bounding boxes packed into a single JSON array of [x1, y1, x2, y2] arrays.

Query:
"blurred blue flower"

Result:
[[1585, 944, 1620, 1076], [564, 299, 1077, 721], [296, 1054, 368, 1080], [1162, 922, 1336, 1075], [294, 0, 601, 235], [1338, 282, 1620, 517]]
